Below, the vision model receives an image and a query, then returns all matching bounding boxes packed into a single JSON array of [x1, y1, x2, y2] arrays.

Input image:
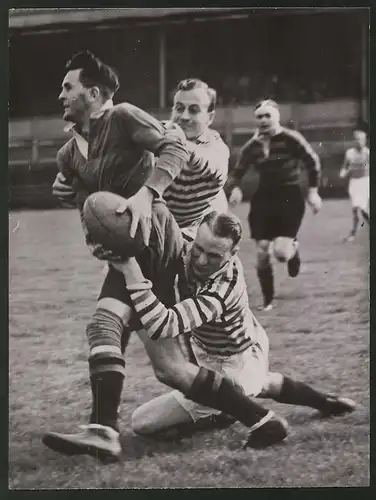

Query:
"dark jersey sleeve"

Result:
[[225, 136, 256, 193], [289, 130, 321, 188], [114, 104, 189, 196], [136, 200, 186, 308]]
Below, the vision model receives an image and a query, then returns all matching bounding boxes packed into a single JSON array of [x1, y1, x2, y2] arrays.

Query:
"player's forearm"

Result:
[[306, 158, 321, 188]]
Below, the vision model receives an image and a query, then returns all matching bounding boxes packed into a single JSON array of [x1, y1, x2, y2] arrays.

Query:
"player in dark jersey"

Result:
[[226, 100, 322, 311]]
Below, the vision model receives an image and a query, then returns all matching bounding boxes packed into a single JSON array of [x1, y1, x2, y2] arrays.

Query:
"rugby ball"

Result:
[[83, 191, 145, 257]]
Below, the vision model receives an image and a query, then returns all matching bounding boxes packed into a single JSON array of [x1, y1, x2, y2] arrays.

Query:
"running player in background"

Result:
[[226, 99, 322, 311], [339, 124, 369, 242]]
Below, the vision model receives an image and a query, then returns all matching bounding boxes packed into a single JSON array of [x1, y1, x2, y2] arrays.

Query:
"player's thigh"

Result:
[[137, 330, 198, 391], [98, 266, 139, 327], [131, 392, 193, 435], [249, 193, 275, 242], [276, 187, 305, 239]]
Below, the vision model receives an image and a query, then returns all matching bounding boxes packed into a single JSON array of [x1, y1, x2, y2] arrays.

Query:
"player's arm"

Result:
[[113, 257, 225, 340], [53, 147, 76, 208], [115, 104, 189, 245], [291, 130, 322, 213], [339, 151, 350, 178], [224, 138, 256, 205]]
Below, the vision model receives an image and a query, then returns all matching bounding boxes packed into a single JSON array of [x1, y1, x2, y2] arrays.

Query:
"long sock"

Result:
[[186, 367, 269, 428], [121, 326, 132, 355], [272, 376, 329, 411], [350, 208, 359, 235], [86, 308, 125, 431], [90, 371, 124, 431], [257, 264, 274, 306]]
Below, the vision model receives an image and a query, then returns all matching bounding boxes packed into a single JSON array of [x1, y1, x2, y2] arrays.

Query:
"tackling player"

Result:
[[226, 99, 322, 311], [112, 210, 355, 442], [339, 124, 369, 242]]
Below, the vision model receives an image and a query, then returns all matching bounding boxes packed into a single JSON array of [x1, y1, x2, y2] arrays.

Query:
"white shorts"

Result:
[[349, 177, 369, 213], [172, 335, 269, 422]]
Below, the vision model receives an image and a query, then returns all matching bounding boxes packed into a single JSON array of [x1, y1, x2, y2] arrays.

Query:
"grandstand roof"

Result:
[[9, 8, 250, 30]]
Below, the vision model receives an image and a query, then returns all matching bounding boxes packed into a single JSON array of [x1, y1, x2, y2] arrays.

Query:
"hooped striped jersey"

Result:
[[126, 249, 267, 356], [162, 129, 229, 228]]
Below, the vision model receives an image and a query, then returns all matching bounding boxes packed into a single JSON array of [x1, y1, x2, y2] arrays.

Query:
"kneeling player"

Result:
[[112, 211, 355, 441]]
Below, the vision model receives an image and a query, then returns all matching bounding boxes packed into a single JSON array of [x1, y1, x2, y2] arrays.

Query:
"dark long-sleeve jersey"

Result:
[[227, 127, 321, 193], [56, 102, 188, 214]]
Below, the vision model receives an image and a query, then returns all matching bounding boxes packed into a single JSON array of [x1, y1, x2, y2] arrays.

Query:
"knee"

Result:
[[260, 371, 284, 398], [97, 298, 132, 325], [273, 238, 294, 262], [131, 406, 153, 436]]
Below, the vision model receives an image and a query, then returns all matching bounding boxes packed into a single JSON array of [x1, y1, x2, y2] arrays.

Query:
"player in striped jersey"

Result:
[[226, 99, 322, 311], [112, 210, 355, 440], [339, 124, 369, 242]]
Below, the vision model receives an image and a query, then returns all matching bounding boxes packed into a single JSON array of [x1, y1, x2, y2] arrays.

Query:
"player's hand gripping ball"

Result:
[[83, 192, 146, 258]]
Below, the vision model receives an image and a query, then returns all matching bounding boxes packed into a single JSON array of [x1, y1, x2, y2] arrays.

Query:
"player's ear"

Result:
[[89, 86, 101, 101]]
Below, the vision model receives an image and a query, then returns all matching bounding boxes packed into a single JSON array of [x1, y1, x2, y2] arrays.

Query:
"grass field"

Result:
[[9, 200, 369, 489]]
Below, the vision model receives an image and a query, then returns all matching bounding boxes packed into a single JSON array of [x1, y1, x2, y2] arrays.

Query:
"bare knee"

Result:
[[273, 237, 295, 262], [131, 405, 152, 436], [260, 371, 284, 398]]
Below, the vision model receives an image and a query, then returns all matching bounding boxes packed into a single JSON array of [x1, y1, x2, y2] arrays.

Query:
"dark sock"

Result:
[[257, 264, 274, 306], [361, 210, 369, 224], [89, 370, 124, 431], [273, 376, 329, 411], [186, 367, 269, 428]]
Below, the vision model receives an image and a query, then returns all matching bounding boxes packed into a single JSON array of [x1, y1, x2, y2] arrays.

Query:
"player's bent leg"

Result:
[[256, 240, 274, 310], [260, 371, 356, 417], [136, 330, 287, 447]]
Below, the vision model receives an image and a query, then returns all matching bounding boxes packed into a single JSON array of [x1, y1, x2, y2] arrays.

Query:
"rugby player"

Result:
[[112, 210, 355, 441], [339, 124, 369, 242], [43, 53, 235, 460], [226, 99, 322, 311]]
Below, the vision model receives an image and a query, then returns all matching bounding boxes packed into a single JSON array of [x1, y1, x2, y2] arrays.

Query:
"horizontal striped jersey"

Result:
[[227, 127, 321, 192], [344, 147, 369, 179], [163, 129, 229, 228], [126, 251, 267, 356]]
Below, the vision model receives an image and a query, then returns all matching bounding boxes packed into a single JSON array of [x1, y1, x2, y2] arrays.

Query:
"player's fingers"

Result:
[[139, 216, 151, 246], [129, 211, 140, 238]]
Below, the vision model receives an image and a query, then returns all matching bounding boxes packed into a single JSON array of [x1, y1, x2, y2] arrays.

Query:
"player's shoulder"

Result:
[[281, 127, 308, 143], [240, 132, 259, 152]]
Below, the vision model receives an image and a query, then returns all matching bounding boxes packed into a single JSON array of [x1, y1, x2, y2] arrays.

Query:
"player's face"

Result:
[[190, 223, 235, 281], [171, 88, 214, 139], [255, 108, 280, 135], [354, 130, 367, 148], [59, 69, 91, 123]]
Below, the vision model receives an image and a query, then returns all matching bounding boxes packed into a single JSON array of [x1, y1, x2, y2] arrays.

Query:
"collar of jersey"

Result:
[[90, 99, 114, 119], [195, 128, 217, 145]]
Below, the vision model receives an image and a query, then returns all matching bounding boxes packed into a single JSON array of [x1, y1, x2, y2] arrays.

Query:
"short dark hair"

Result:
[[175, 78, 217, 112], [201, 211, 242, 248], [255, 99, 279, 111], [65, 50, 120, 100]]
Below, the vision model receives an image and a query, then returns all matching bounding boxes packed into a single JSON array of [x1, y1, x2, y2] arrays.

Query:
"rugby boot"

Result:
[[320, 395, 356, 417], [42, 423, 121, 462], [244, 411, 288, 449]]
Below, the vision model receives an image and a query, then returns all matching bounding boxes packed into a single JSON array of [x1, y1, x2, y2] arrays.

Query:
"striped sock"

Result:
[[186, 367, 269, 428], [86, 308, 125, 431]]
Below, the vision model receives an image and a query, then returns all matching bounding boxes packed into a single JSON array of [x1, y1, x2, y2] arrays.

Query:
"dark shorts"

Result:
[[248, 186, 305, 241]]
